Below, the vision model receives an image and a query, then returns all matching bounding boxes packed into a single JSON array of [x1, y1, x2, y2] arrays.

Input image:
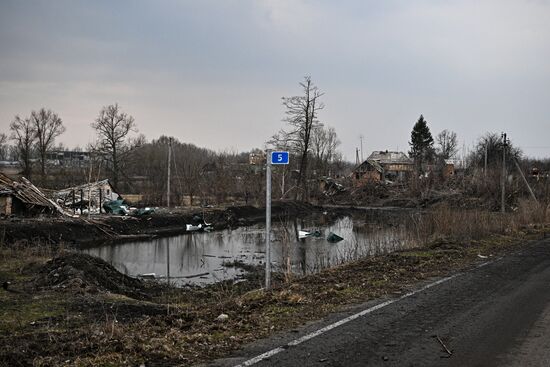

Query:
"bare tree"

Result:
[[470, 132, 521, 168], [436, 129, 458, 160], [10, 116, 36, 178], [272, 76, 324, 200], [0, 133, 8, 161], [91, 104, 139, 187], [30, 108, 66, 175], [311, 125, 341, 176]]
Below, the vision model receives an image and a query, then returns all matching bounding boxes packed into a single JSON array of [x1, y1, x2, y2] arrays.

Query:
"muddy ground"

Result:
[[0, 226, 547, 366]]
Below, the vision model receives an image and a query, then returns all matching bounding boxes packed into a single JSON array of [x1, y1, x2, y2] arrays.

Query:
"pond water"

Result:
[[82, 210, 419, 286]]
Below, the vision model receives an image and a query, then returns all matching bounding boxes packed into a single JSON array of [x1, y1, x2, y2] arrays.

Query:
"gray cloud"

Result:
[[1, 0, 549, 158]]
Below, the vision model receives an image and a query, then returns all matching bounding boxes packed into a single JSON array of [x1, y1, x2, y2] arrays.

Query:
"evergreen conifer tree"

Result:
[[408, 115, 434, 170]]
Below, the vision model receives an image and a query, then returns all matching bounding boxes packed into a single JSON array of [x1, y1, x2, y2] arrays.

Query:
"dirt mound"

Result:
[[35, 253, 149, 299]]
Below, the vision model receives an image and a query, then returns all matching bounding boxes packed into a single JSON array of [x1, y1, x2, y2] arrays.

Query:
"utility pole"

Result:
[[360, 135, 364, 162], [167, 138, 172, 208], [501, 133, 507, 213], [514, 158, 538, 204]]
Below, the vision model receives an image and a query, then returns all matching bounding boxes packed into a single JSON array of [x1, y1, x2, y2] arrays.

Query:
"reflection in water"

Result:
[[82, 211, 417, 286]]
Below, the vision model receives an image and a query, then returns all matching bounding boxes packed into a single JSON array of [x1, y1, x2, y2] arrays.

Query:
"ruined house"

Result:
[[443, 159, 455, 178], [0, 173, 59, 216], [352, 160, 384, 187], [249, 152, 266, 166], [319, 177, 346, 195], [425, 159, 456, 179], [52, 179, 120, 212], [367, 151, 414, 181]]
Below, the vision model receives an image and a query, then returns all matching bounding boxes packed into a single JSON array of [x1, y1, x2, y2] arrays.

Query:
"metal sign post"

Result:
[[265, 152, 272, 290], [265, 151, 289, 290]]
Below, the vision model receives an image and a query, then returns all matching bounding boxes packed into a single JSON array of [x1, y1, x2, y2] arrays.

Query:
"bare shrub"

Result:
[[410, 202, 548, 244]]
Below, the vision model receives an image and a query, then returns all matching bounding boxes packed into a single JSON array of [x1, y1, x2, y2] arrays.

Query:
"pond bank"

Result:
[[1, 201, 355, 247]]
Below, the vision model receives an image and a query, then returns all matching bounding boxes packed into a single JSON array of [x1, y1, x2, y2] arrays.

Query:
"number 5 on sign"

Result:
[[270, 151, 289, 165]]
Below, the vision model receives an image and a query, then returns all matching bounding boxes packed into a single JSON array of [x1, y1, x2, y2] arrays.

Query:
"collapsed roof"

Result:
[[353, 159, 384, 173], [367, 151, 413, 165], [0, 173, 64, 215], [52, 179, 118, 206]]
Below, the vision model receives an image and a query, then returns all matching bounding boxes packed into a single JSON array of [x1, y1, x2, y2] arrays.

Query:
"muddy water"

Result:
[[82, 210, 418, 286]]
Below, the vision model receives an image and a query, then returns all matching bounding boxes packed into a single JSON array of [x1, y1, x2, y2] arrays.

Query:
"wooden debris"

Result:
[[436, 335, 452, 356]]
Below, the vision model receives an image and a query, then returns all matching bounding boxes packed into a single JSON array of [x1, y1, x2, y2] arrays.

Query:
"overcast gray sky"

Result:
[[1, 0, 549, 160]]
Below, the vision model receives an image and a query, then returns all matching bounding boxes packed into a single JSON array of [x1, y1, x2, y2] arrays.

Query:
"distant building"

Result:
[[425, 159, 456, 179], [367, 151, 414, 181], [352, 160, 384, 186], [249, 152, 266, 166], [443, 159, 455, 178], [46, 150, 91, 167]]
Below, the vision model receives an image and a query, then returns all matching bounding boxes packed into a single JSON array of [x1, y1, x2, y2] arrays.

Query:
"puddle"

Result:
[[82, 210, 419, 286]]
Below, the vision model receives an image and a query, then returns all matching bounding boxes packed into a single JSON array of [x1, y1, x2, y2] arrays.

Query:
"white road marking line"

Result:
[[234, 260, 495, 367], [476, 258, 499, 268]]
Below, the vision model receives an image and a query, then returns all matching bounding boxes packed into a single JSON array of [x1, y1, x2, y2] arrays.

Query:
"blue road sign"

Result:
[[271, 151, 289, 165]]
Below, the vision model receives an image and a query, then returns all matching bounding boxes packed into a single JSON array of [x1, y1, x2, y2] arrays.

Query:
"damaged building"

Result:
[[367, 151, 414, 181], [352, 151, 415, 185], [51, 179, 120, 213], [352, 160, 384, 187], [0, 173, 60, 216]]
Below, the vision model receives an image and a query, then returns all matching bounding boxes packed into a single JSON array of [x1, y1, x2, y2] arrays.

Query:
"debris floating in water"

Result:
[[298, 230, 311, 239], [326, 232, 344, 243], [184, 272, 210, 279], [299, 230, 323, 239]]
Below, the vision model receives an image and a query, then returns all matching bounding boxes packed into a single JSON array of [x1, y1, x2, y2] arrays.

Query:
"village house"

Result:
[[351, 160, 384, 187], [367, 151, 414, 181]]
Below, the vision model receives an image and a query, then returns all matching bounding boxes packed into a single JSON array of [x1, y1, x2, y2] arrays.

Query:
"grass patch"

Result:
[[0, 295, 66, 334], [399, 250, 436, 258]]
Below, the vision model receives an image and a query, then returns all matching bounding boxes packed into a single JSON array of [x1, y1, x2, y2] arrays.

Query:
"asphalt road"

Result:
[[213, 237, 550, 367]]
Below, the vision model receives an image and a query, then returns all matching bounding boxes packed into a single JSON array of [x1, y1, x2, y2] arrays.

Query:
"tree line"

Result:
[[3, 78, 543, 207]]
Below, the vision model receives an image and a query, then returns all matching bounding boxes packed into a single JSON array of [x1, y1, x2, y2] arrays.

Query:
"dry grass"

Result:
[[409, 201, 548, 245]]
